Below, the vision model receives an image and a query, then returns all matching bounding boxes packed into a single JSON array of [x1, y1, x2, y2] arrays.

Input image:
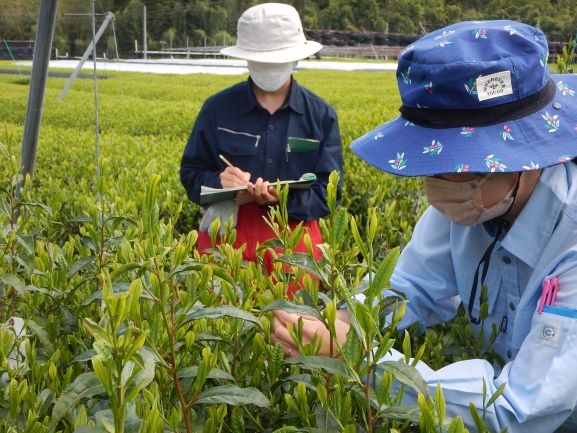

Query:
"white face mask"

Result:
[[424, 174, 519, 226], [247, 61, 296, 92]]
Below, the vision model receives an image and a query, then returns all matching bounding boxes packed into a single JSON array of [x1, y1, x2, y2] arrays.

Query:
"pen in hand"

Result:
[[219, 154, 235, 168], [219, 154, 252, 194]]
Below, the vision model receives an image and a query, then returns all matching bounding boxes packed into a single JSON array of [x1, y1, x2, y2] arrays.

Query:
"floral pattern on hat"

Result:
[[434, 30, 455, 47], [389, 152, 407, 171], [557, 81, 575, 96], [501, 125, 514, 141], [465, 78, 478, 96], [461, 127, 475, 137], [540, 54, 548, 67], [423, 139, 443, 155], [472, 28, 488, 39], [542, 112, 559, 132], [523, 162, 540, 170], [485, 155, 507, 172], [401, 67, 412, 85]]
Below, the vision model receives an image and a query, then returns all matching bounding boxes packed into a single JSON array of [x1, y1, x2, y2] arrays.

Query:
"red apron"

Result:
[[198, 203, 323, 298]]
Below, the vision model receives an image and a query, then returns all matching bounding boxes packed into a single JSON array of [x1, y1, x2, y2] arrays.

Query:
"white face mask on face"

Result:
[[424, 173, 520, 226], [247, 61, 296, 92]]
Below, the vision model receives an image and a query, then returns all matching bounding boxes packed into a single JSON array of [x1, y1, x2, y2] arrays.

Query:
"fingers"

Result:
[[246, 178, 279, 205], [271, 310, 351, 358], [220, 167, 251, 188], [272, 312, 301, 357], [272, 310, 330, 355], [271, 333, 299, 356]]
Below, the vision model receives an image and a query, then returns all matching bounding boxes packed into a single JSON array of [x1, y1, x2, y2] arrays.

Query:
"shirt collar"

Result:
[[501, 165, 567, 267], [239, 77, 305, 115]]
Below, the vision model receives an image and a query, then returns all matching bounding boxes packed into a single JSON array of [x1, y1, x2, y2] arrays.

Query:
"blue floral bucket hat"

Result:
[[350, 20, 577, 176]]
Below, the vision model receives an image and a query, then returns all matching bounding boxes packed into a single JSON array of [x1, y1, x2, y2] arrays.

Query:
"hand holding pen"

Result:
[[218, 154, 278, 205], [218, 154, 251, 188]]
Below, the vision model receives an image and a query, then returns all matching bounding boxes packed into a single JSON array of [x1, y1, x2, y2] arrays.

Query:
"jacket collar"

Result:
[[239, 77, 305, 115], [501, 165, 567, 267]]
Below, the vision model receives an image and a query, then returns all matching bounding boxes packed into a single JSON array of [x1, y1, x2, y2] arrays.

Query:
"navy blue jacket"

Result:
[[180, 77, 343, 221]]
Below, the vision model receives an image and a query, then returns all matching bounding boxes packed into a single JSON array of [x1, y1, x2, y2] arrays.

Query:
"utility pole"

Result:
[[143, 5, 147, 59], [19, 0, 59, 198], [184, 7, 187, 47]]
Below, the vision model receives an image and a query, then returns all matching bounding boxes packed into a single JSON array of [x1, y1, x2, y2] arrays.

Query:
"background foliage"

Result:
[[1, 0, 577, 58]]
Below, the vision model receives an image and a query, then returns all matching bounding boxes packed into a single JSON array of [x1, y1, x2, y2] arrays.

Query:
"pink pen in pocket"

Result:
[[550, 276, 560, 305], [538, 276, 559, 315]]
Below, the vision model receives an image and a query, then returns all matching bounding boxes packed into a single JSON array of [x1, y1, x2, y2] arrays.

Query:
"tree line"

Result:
[[1, 0, 576, 58]]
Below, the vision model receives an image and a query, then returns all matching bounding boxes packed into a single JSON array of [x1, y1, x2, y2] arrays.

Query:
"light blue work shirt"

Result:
[[388, 162, 577, 432]]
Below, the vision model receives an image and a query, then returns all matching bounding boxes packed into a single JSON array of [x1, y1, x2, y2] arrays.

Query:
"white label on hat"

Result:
[[476, 71, 513, 102]]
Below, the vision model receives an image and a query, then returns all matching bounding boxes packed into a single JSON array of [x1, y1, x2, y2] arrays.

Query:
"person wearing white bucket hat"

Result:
[[180, 3, 343, 297], [273, 20, 577, 432]]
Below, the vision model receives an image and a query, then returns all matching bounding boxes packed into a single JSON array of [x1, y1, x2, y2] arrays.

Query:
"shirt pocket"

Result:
[[286, 137, 320, 173], [216, 127, 260, 158], [287, 137, 320, 153]]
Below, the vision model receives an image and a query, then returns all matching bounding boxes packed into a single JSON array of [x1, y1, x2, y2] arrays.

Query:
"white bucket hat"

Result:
[[220, 3, 322, 63]]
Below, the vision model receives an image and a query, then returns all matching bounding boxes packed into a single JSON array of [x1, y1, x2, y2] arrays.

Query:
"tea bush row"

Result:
[[0, 63, 499, 432]]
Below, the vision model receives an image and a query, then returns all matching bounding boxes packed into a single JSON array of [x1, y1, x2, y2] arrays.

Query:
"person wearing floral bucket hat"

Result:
[[180, 3, 343, 298], [272, 20, 577, 432]]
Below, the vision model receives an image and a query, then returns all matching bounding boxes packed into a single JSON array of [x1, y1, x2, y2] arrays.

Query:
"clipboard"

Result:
[[200, 173, 316, 206]]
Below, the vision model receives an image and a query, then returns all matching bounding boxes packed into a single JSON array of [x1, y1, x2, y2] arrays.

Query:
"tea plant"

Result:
[[0, 67, 508, 433], [555, 34, 576, 74]]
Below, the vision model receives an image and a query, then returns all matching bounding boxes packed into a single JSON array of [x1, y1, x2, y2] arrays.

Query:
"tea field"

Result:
[[0, 61, 492, 433]]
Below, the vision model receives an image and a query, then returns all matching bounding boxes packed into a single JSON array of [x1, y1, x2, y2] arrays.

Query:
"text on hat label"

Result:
[[476, 71, 513, 102]]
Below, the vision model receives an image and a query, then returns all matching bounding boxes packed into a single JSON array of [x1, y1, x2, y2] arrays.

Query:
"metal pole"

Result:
[[143, 5, 147, 59], [111, 19, 119, 60], [3, 40, 21, 74], [58, 11, 114, 100], [19, 0, 58, 190]]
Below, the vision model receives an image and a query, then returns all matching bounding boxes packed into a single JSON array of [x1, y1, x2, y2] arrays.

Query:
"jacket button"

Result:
[[502, 256, 511, 264]]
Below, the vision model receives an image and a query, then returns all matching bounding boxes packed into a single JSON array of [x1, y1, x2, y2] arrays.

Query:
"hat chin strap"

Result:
[[400, 79, 556, 128], [467, 172, 521, 324]]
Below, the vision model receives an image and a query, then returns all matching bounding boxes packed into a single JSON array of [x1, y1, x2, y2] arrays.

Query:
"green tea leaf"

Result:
[[195, 385, 270, 408], [182, 306, 260, 327], [369, 246, 399, 298], [378, 405, 421, 423], [124, 348, 156, 402], [51, 372, 105, 423], [262, 300, 320, 319], [177, 366, 234, 381], [67, 256, 96, 278], [469, 402, 484, 433], [284, 355, 359, 382], [486, 382, 506, 408], [331, 207, 349, 247], [274, 253, 322, 279], [447, 416, 467, 433], [27, 319, 54, 351], [376, 360, 429, 397], [1, 273, 24, 293]]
